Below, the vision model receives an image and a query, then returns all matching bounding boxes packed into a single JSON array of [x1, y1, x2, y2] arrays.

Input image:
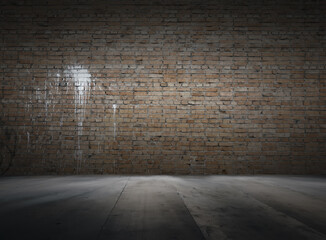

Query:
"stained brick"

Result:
[[0, 0, 325, 175]]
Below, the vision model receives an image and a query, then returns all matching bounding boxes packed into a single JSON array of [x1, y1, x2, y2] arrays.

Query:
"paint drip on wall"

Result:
[[64, 65, 92, 173], [113, 104, 117, 141]]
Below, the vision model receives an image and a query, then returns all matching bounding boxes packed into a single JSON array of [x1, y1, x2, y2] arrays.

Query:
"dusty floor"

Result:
[[0, 175, 325, 240]]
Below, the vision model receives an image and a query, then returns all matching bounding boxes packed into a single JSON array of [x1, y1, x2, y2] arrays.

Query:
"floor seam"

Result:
[[230, 181, 326, 238], [96, 176, 130, 240], [251, 179, 326, 203], [174, 181, 207, 240]]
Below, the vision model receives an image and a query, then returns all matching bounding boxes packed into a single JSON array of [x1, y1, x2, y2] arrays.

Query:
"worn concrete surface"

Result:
[[0, 176, 325, 240]]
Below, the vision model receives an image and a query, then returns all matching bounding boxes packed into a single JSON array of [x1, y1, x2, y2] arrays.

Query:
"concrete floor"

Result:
[[0, 176, 325, 240]]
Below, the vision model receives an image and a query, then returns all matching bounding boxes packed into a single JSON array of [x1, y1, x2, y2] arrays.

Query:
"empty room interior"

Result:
[[0, 0, 325, 239]]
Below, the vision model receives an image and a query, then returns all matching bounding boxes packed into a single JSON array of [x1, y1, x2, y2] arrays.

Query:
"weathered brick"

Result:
[[0, 0, 325, 175]]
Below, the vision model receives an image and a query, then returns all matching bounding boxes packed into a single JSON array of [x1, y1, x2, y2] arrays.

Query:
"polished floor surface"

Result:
[[0, 175, 325, 240]]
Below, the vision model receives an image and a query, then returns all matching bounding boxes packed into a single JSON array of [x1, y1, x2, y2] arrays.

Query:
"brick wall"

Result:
[[1, 0, 325, 175]]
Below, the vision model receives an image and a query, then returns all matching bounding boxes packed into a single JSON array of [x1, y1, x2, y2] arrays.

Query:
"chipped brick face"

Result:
[[1, 0, 325, 175]]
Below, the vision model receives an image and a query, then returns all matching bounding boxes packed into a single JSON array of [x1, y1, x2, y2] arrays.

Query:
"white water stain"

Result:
[[36, 88, 42, 100], [64, 65, 92, 173], [44, 79, 48, 117], [60, 116, 63, 127], [27, 131, 30, 152], [65, 66, 92, 114], [113, 104, 117, 141]]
